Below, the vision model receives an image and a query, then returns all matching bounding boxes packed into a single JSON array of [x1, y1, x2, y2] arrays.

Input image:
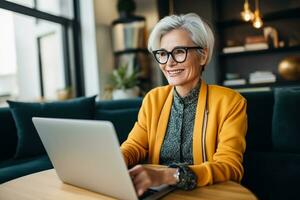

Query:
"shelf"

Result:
[[216, 2, 300, 91], [224, 80, 300, 89], [217, 7, 300, 28], [219, 45, 300, 57]]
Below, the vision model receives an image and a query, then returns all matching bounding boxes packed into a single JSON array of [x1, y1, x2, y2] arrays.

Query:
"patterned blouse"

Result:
[[160, 82, 200, 165], [159, 82, 200, 190]]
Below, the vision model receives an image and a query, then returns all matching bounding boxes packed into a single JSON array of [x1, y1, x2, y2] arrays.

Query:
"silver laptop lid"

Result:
[[32, 117, 138, 200]]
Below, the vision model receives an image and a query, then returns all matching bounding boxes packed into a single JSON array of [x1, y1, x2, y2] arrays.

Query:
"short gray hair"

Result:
[[148, 13, 215, 65]]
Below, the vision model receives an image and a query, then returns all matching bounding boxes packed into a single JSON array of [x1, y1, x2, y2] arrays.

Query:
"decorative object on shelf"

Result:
[[249, 71, 276, 84], [117, 0, 136, 18], [252, 0, 263, 29], [241, 0, 254, 22], [110, 63, 140, 100], [263, 27, 279, 48], [278, 56, 300, 81], [112, 87, 140, 100], [288, 35, 300, 47]]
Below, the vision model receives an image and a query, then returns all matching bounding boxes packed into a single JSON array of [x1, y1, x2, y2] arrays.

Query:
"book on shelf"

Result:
[[235, 87, 271, 93], [223, 79, 246, 86], [249, 77, 276, 84], [249, 71, 276, 84], [222, 42, 269, 54], [244, 43, 269, 51], [245, 35, 266, 44], [222, 46, 245, 53]]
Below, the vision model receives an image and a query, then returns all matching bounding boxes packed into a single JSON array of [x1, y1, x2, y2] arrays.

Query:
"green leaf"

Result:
[[110, 63, 139, 89]]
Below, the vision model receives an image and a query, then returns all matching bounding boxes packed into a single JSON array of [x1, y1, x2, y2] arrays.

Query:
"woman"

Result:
[[121, 13, 247, 196]]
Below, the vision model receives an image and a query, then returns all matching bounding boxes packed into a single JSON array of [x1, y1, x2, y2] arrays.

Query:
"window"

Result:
[[0, 0, 83, 107], [6, 0, 74, 19]]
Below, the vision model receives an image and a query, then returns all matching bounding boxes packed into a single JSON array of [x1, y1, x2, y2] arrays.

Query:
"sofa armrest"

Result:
[[0, 107, 18, 162]]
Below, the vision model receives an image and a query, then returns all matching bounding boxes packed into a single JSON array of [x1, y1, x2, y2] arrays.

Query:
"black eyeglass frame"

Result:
[[152, 46, 203, 64]]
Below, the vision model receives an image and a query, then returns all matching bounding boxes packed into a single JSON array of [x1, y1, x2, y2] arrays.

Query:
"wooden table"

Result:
[[0, 169, 257, 200]]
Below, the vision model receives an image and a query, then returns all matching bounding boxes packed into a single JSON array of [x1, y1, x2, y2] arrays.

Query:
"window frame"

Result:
[[0, 0, 85, 97]]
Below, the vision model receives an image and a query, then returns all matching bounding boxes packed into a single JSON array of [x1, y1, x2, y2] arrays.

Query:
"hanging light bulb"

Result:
[[253, 11, 263, 28], [241, 0, 254, 21], [252, 0, 263, 29]]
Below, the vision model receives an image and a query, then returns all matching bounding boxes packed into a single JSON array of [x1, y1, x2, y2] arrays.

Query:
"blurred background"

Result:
[[0, 0, 299, 105]]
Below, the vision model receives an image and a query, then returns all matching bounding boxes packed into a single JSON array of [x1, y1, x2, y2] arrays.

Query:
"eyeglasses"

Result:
[[152, 46, 203, 64]]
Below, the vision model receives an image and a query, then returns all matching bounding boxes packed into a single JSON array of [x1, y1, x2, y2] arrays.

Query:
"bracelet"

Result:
[[168, 163, 198, 190], [172, 168, 180, 183]]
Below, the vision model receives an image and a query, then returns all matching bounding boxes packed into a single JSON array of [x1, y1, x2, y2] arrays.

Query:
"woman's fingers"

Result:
[[135, 176, 152, 196], [129, 165, 154, 196], [129, 165, 169, 196], [129, 164, 143, 178]]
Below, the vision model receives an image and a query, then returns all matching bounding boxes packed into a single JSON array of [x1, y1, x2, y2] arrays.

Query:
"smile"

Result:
[[167, 69, 184, 76]]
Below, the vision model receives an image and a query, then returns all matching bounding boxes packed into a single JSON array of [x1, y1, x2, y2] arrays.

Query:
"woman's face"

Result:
[[159, 29, 206, 95]]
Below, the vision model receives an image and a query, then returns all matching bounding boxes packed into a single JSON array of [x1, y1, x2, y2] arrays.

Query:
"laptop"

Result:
[[32, 117, 175, 200]]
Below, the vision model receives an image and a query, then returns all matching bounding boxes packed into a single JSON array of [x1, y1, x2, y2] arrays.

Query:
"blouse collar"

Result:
[[174, 81, 201, 105]]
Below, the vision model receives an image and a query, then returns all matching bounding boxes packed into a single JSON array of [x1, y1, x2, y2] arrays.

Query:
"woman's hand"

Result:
[[129, 165, 177, 196]]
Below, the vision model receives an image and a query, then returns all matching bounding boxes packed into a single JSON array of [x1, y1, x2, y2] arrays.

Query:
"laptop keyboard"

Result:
[[139, 188, 158, 200]]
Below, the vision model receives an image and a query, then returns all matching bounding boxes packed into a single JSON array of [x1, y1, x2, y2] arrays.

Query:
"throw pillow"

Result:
[[94, 108, 139, 144], [272, 88, 300, 153], [7, 96, 96, 159]]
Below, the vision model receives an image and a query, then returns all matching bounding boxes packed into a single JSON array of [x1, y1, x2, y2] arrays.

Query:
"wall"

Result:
[[93, 0, 116, 98]]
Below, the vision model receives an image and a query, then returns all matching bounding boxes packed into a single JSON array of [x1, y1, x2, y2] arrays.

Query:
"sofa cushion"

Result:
[[0, 155, 53, 184], [94, 108, 139, 144], [7, 96, 96, 159], [272, 88, 300, 153], [95, 98, 142, 110], [242, 151, 300, 200], [241, 91, 274, 152], [0, 108, 17, 161]]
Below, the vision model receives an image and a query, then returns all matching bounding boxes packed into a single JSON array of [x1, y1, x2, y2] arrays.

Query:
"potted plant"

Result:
[[56, 86, 73, 100], [110, 64, 140, 100]]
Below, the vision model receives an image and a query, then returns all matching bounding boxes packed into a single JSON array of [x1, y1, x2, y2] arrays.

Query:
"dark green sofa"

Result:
[[0, 98, 142, 184], [1, 88, 300, 200], [241, 88, 300, 200]]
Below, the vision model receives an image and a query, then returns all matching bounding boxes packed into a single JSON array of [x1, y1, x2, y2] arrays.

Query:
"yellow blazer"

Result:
[[121, 79, 247, 186]]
